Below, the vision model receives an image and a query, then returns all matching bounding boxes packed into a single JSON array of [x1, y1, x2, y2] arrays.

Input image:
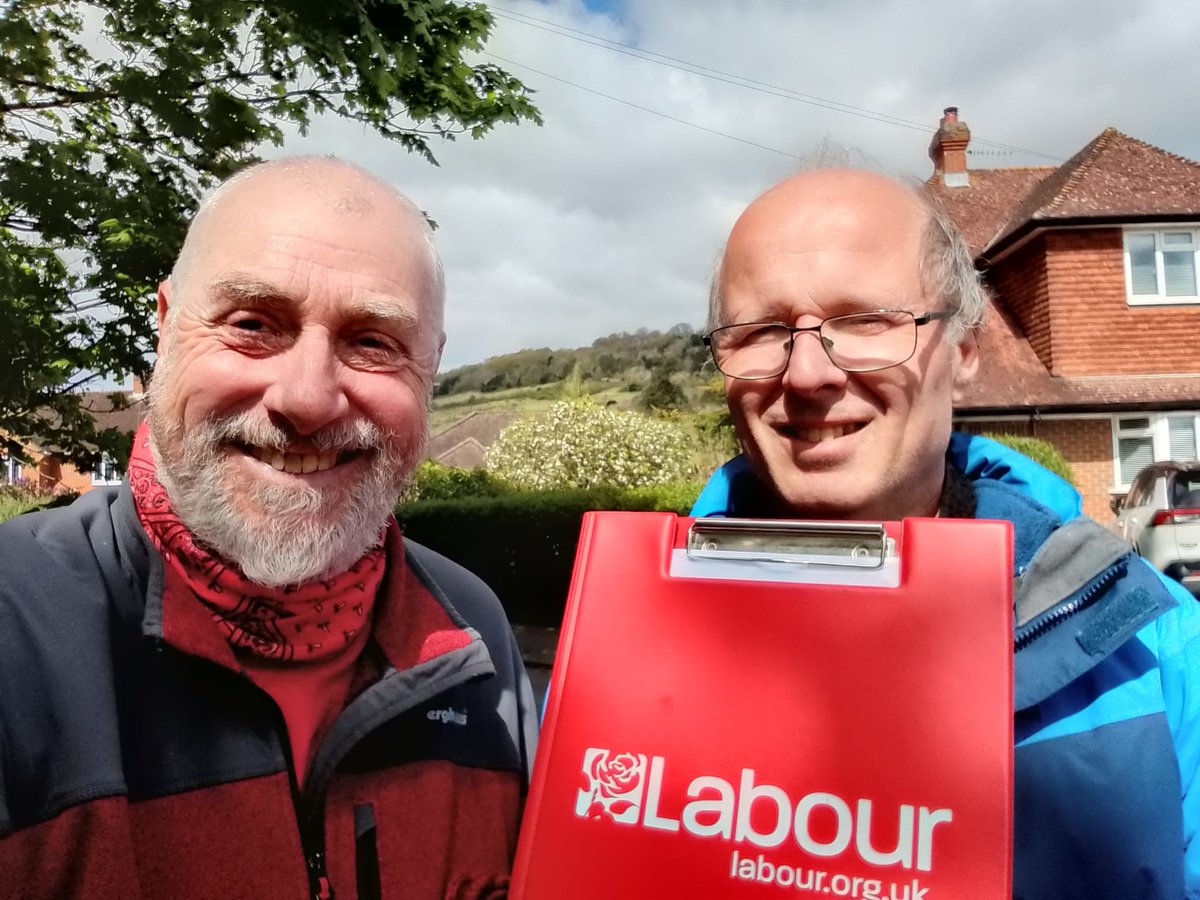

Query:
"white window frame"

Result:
[[1122, 226, 1200, 305], [91, 456, 124, 486], [1, 454, 22, 485], [1112, 411, 1200, 489]]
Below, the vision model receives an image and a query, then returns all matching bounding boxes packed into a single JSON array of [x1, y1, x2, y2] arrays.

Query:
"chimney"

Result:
[[929, 106, 971, 188]]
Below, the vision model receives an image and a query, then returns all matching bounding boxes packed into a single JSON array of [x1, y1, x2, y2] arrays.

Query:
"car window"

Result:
[[1173, 472, 1200, 508], [1126, 472, 1153, 509]]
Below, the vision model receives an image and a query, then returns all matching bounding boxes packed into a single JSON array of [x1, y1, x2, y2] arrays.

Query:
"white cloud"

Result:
[[277, 0, 1200, 369]]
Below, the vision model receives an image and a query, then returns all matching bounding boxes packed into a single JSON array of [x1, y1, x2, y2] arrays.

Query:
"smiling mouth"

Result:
[[781, 422, 865, 443], [240, 444, 364, 474]]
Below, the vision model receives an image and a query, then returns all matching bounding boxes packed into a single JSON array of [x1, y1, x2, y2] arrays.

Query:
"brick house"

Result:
[[927, 108, 1200, 520], [1, 390, 145, 494]]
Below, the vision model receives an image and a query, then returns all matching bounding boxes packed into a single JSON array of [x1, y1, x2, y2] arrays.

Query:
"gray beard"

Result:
[[146, 404, 425, 587]]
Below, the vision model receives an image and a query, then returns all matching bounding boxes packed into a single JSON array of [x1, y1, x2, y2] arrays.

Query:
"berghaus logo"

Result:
[[575, 748, 954, 873]]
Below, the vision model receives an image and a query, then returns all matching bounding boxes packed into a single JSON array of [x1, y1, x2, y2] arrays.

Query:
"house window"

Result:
[[1124, 228, 1200, 304], [91, 457, 124, 486], [1113, 412, 1200, 486], [1, 454, 22, 485]]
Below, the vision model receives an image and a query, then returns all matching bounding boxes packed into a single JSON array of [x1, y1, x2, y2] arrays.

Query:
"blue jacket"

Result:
[[692, 433, 1200, 899]]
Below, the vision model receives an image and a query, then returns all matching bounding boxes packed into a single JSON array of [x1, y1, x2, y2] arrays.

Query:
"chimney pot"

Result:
[[930, 107, 971, 188]]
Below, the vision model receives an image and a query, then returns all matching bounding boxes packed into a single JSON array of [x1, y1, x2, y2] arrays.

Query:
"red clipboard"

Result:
[[512, 512, 1014, 900]]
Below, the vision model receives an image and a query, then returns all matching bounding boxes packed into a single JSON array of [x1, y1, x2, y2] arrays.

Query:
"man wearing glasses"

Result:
[[692, 169, 1200, 898]]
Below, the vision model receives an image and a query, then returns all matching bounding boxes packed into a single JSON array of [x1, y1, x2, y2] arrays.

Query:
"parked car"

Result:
[[1111, 460, 1200, 596]]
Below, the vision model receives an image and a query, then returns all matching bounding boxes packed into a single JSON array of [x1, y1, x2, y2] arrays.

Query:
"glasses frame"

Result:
[[702, 308, 957, 380]]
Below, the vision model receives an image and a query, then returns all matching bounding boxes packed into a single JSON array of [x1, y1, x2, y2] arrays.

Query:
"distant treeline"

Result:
[[434, 324, 711, 396]]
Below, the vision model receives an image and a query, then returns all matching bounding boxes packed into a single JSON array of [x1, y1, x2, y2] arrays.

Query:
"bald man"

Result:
[[0, 157, 537, 899], [694, 169, 1200, 898]]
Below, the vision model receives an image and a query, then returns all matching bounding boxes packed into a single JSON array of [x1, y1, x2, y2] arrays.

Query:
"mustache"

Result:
[[200, 411, 390, 454]]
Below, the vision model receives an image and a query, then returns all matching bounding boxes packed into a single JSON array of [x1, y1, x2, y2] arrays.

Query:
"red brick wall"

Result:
[[956, 418, 1117, 521], [991, 236, 1053, 370], [1039, 229, 1199, 376]]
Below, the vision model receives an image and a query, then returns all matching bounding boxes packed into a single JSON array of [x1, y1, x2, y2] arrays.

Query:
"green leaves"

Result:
[[1, 0, 538, 464]]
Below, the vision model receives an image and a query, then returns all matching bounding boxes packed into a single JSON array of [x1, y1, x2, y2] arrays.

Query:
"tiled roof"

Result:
[[990, 129, 1200, 252], [79, 391, 146, 434], [930, 124, 1200, 412], [926, 166, 1055, 256], [929, 129, 1200, 258], [427, 410, 520, 467], [23, 391, 146, 455], [956, 303, 1200, 413]]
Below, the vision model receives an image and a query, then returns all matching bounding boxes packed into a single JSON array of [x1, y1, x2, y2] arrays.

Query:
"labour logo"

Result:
[[576, 748, 648, 824]]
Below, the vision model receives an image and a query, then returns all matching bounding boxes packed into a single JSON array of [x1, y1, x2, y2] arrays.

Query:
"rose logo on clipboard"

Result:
[[576, 748, 648, 823]]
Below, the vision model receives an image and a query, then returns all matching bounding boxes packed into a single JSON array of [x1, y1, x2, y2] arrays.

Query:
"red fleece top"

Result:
[[127, 422, 385, 784]]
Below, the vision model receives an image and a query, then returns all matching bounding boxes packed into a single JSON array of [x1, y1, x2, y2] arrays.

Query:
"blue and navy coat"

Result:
[[692, 433, 1200, 899]]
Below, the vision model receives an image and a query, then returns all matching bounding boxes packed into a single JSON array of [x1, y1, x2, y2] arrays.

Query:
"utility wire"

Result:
[[486, 53, 808, 161], [484, 2, 1064, 163]]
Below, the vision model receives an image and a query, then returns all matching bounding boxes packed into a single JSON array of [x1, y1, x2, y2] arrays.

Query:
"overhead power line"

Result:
[[484, 2, 1064, 163], [486, 53, 807, 161]]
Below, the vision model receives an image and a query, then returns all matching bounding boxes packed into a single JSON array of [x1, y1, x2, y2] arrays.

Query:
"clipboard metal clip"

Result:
[[686, 518, 895, 569]]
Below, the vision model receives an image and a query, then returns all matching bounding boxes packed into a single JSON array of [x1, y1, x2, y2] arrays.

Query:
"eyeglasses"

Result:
[[703, 309, 957, 379]]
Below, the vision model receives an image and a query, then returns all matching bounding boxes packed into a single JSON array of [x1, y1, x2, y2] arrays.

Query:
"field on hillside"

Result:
[[429, 371, 735, 481], [429, 372, 724, 431]]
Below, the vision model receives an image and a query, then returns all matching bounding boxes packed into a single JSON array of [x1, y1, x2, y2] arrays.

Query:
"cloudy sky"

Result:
[[277, 0, 1200, 372]]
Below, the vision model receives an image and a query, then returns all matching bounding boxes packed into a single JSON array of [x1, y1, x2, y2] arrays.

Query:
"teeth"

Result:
[[801, 424, 856, 443], [249, 447, 345, 473]]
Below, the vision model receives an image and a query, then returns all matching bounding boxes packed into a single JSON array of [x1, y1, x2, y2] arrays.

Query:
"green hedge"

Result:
[[397, 483, 701, 626], [982, 433, 1075, 485]]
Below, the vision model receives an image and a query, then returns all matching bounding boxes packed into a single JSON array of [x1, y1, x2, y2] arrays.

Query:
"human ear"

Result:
[[951, 331, 979, 403]]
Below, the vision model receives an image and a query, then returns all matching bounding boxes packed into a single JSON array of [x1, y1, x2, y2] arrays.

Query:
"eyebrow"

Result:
[[207, 276, 421, 331]]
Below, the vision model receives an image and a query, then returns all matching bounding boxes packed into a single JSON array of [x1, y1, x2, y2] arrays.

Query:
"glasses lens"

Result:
[[822, 311, 916, 371], [710, 323, 792, 378]]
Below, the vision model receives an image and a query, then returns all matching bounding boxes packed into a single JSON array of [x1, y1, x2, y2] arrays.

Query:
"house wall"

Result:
[[956, 417, 1116, 521], [30, 453, 96, 494], [991, 236, 1053, 370], [1039, 229, 1200, 376]]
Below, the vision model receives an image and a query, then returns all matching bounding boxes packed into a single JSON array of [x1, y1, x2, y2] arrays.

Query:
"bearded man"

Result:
[[0, 157, 537, 899]]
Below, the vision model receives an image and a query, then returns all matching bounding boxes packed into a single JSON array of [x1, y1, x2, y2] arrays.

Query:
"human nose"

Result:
[[780, 327, 847, 394], [260, 330, 351, 435]]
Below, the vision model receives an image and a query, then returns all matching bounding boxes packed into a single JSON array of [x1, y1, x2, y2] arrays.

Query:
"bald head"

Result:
[[169, 156, 445, 334], [708, 168, 985, 341]]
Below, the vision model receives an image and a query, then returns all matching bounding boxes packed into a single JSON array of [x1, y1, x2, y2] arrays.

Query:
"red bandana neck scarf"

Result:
[[128, 422, 384, 663]]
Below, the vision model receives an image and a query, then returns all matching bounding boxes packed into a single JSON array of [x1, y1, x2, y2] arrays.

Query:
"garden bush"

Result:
[[403, 460, 513, 502], [982, 432, 1075, 484], [485, 399, 693, 490], [0, 483, 77, 523]]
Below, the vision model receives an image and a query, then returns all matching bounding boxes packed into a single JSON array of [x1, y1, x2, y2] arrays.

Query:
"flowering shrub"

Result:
[[485, 400, 693, 490]]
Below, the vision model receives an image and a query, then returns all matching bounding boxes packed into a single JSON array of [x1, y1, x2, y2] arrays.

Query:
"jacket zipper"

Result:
[[1013, 560, 1124, 651], [296, 646, 493, 898], [267, 699, 334, 900]]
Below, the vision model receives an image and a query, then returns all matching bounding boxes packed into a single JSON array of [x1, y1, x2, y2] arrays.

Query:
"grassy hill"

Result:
[[429, 326, 736, 476], [430, 325, 726, 431]]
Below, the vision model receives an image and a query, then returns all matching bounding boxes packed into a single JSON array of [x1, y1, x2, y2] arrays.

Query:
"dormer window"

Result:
[[1124, 227, 1199, 304]]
